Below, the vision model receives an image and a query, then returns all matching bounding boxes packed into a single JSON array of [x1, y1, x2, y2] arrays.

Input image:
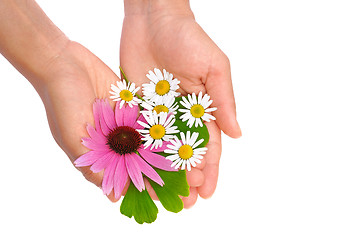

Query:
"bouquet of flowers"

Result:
[[74, 68, 217, 224]]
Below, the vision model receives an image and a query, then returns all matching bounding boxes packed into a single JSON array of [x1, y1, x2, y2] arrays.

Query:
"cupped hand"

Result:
[[120, 8, 241, 208], [39, 41, 121, 201]]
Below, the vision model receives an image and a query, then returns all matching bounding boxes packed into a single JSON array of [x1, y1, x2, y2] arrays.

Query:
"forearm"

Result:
[[123, 0, 193, 16], [0, 0, 69, 90]]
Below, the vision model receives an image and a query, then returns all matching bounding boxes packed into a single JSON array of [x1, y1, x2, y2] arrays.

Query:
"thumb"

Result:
[[206, 55, 241, 138]]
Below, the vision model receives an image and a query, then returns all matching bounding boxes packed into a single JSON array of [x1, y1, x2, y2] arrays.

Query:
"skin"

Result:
[[0, 0, 241, 208], [121, 0, 242, 207]]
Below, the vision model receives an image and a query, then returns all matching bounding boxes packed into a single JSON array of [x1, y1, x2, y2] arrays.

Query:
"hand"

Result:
[[0, 0, 124, 202], [39, 41, 122, 202], [120, 1, 242, 208]]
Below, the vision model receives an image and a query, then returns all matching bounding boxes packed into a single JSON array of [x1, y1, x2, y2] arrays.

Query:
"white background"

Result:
[[1, 0, 361, 239]]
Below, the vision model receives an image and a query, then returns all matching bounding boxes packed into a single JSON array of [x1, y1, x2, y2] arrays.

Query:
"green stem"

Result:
[[119, 66, 145, 101]]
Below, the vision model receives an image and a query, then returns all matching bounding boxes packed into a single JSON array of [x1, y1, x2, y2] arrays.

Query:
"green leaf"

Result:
[[148, 169, 189, 213], [174, 97, 209, 148], [120, 182, 158, 224]]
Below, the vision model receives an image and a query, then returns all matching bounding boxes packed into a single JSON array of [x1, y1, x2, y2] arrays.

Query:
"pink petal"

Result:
[[81, 137, 109, 151], [113, 154, 128, 199], [86, 124, 107, 144], [92, 99, 102, 131], [124, 105, 139, 127], [115, 101, 124, 126], [138, 148, 177, 172], [74, 150, 109, 167], [94, 100, 111, 136], [132, 153, 164, 186], [90, 151, 116, 173], [102, 153, 118, 195], [125, 153, 145, 191], [101, 99, 117, 130], [133, 113, 146, 130]]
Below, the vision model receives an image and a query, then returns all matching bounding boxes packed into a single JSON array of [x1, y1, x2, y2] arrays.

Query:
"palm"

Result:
[[120, 14, 230, 206], [42, 42, 120, 193]]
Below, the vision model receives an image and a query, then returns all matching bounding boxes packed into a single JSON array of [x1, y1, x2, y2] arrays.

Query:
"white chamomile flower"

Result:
[[137, 111, 179, 150], [109, 80, 141, 109], [165, 131, 207, 171], [179, 92, 217, 128], [142, 68, 180, 103], [140, 95, 179, 115]]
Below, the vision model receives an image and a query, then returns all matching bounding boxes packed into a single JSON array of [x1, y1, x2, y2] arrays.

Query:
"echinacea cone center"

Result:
[[119, 89, 133, 102], [155, 80, 170, 96], [107, 126, 141, 155], [190, 104, 205, 118], [153, 104, 169, 114], [149, 124, 166, 140], [178, 144, 193, 160]]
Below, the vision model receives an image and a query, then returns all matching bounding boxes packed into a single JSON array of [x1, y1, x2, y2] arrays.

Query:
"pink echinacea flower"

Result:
[[74, 99, 176, 199]]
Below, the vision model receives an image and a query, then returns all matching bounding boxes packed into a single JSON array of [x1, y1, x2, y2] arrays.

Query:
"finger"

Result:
[[198, 121, 222, 199], [194, 157, 206, 170], [182, 187, 198, 209], [79, 166, 103, 188], [205, 54, 242, 138], [186, 168, 205, 187]]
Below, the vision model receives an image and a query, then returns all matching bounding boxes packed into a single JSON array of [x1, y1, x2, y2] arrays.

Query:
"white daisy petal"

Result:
[[205, 107, 217, 113], [202, 113, 216, 122], [137, 120, 150, 129], [163, 69, 169, 80], [166, 154, 180, 161], [193, 154, 204, 160], [192, 138, 204, 148], [172, 159, 182, 169], [187, 117, 195, 128], [201, 94, 210, 106], [196, 118, 203, 127], [181, 96, 191, 109], [198, 91, 203, 104], [186, 161, 191, 171], [154, 68, 163, 80], [111, 84, 119, 92], [132, 86, 140, 94], [193, 157, 202, 164], [186, 131, 191, 144], [189, 132, 199, 146], [175, 159, 183, 169], [178, 108, 189, 113], [119, 100, 125, 109], [128, 82, 135, 92], [181, 161, 186, 170], [189, 158, 197, 167], [180, 132, 186, 144], [193, 93, 198, 105], [116, 81, 124, 90], [167, 72, 173, 81], [147, 71, 159, 83]]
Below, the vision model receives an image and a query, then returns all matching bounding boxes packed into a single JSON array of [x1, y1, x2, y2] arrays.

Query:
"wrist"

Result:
[[124, 0, 193, 17], [0, 0, 70, 91]]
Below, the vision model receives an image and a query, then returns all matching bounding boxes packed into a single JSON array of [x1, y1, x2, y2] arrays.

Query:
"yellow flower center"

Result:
[[119, 89, 133, 102], [155, 80, 170, 96], [178, 144, 193, 160], [149, 124, 166, 140], [153, 105, 169, 114], [190, 104, 205, 118]]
